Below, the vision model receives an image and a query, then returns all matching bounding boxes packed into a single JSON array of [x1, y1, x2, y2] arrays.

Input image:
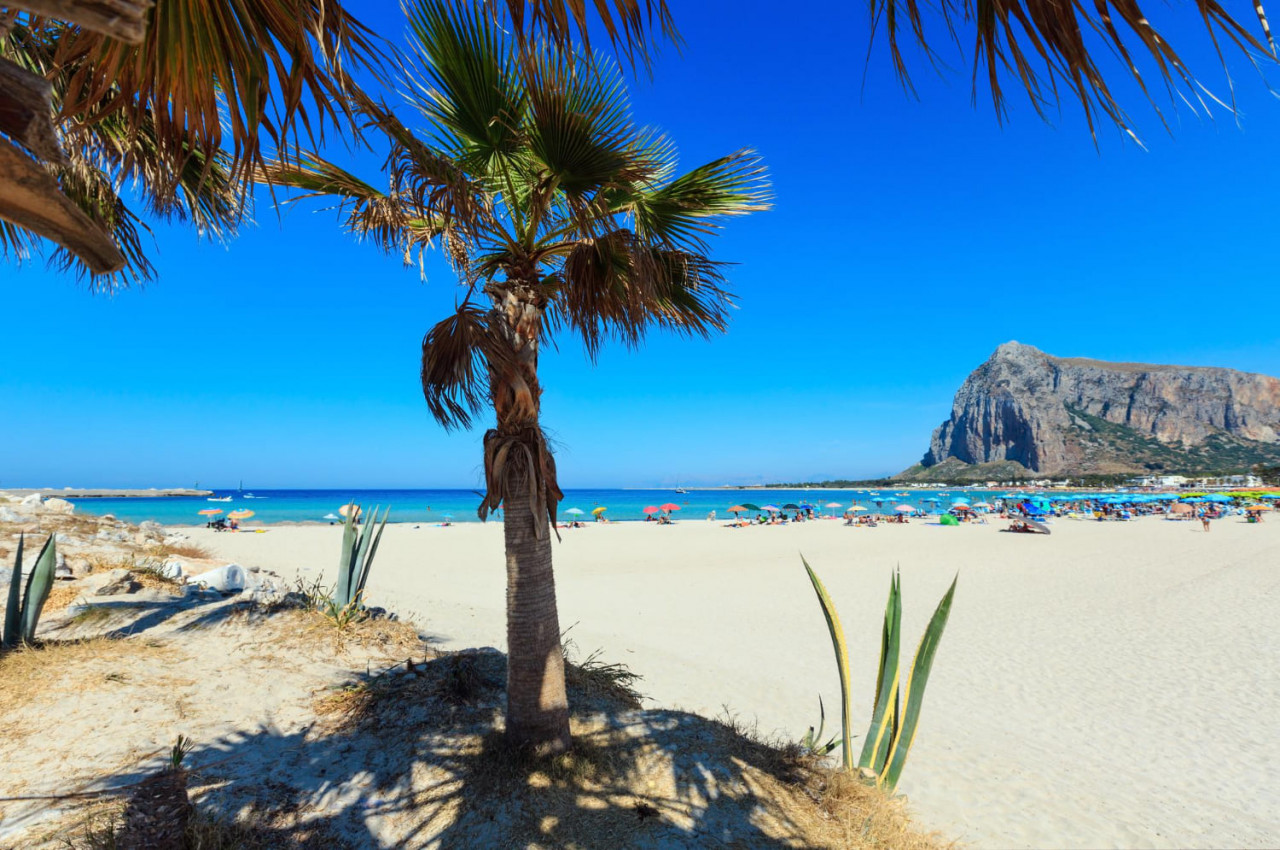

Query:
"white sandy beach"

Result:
[[188, 514, 1280, 849]]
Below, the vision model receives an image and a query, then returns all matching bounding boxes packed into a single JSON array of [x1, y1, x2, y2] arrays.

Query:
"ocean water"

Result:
[[64, 487, 1028, 526]]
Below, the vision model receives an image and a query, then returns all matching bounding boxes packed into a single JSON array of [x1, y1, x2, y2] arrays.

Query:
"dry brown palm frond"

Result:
[[492, 0, 680, 73], [550, 231, 733, 358], [479, 424, 563, 536], [874, 0, 1278, 137], [43, 0, 387, 189], [420, 303, 514, 430]]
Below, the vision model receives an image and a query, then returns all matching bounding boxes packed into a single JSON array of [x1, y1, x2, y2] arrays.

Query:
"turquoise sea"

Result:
[[65, 487, 1033, 526]]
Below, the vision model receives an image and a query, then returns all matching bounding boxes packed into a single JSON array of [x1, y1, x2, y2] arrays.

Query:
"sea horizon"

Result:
[[53, 486, 1038, 526]]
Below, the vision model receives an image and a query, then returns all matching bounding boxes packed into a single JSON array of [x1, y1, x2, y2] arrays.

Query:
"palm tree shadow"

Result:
[[171, 648, 815, 848]]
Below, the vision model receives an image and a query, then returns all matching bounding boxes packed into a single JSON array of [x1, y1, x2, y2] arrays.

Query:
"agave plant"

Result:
[[336, 505, 389, 611], [3, 534, 58, 650], [802, 557, 957, 792]]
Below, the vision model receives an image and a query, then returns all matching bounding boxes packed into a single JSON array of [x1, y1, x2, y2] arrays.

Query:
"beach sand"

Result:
[[190, 514, 1280, 848]]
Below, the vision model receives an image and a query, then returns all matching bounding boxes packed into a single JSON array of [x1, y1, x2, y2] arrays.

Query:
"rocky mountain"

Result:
[[900, 342, 1280, 480]]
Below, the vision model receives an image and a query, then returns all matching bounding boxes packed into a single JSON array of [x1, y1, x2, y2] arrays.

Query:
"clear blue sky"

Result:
[[4, 1, 1279, 489]]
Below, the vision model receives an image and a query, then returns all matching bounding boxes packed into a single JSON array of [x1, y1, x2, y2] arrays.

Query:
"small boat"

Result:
[[207, 496, 233, 502], [675, 488, 687, 494]]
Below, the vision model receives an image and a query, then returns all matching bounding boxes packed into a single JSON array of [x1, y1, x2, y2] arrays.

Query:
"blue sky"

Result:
[[4, 1, 1279, 489]]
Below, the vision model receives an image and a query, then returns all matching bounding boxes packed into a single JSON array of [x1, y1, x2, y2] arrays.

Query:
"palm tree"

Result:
[[268, 0, 769, 753]]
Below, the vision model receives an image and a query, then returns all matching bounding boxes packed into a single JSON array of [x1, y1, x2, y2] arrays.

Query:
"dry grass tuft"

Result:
[[45, 582, 88, 611], [563, 643, 644, 710], [0, 637, 171, 717], [150, 541, 215, 561], [63, 801, 284, 850]]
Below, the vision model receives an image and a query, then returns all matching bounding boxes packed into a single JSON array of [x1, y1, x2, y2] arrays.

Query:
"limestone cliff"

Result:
[[906, 342, 1280, 478]]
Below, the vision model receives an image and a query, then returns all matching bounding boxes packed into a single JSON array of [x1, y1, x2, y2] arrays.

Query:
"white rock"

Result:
[[43, 498, 75, 515], [188, 564, 247, 593], [0, 507, 27, 523], [138, 521, 164, 539], [160, 560, 186, 580], [20, 493, 43, 506]]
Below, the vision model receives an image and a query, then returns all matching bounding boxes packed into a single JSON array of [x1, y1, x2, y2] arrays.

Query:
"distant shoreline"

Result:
[[0, 488, 213, 499]]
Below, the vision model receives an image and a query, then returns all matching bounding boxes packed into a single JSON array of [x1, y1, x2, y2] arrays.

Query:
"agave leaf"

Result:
[[355, 507, 389, 600], [21, 535, 57, 644], [3, 534, 24, 649], [802, 556, 854, 770], [859, 570, 902, 773], [337, 505, 359, 607], [349, 505, 379, 606], [880, 574, 958, 792]]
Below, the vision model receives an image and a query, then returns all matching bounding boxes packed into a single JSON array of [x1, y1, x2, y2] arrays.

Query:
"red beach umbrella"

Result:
[[659, 503, 681, 512], [643, 506, 661, 514], [198, 508, 222, 516]]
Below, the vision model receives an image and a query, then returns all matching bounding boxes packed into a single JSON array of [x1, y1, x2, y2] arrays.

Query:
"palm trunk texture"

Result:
[[487, 281, 571, 753]]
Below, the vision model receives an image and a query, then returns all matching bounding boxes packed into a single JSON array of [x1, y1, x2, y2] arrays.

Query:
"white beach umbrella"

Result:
[[894, 504, 914, 512]]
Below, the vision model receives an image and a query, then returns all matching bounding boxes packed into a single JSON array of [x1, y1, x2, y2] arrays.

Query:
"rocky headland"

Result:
[[900, 341, 1280, 480]]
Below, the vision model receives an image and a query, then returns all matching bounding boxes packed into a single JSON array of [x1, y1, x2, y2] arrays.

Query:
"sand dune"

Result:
[[191, 515, 1280, 848]]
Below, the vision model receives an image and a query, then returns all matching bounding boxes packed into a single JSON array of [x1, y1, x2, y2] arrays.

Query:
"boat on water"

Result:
[[207, 496, 233, 502]]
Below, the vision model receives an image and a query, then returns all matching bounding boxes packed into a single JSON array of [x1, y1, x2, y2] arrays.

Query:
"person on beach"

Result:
[[1201, 512, 1211, 532]]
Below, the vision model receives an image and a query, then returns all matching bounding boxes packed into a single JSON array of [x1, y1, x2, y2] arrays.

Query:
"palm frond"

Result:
[[48, 155, 156, 291], [524, 48, 653, 198], [627, 149, 771, 253], [404, 0, 525, 170], [264, 153, 439, 264], [47, 0, 386, 186], [549, 230, 733, 359], [491, 0, 680, 73], [874, 0, 1278, 137], [421, 302, 515, 429]]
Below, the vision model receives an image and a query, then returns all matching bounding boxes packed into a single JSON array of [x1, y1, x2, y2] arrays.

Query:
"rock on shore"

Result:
[[904, 341, 1280, 478]]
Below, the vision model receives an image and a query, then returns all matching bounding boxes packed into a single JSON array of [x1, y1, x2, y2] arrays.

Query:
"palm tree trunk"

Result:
[[488, 281, 571, 754], [501, 461, 570, 753]]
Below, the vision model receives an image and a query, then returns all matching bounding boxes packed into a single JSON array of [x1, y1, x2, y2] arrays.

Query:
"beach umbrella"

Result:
[[761, 504, 780, 512], [227, 509, 254, 520], [951, 504, 974, 512], [894, 504, 914, 513], [442, 513, 455, 519], [339, 503, 362, 519], [971, 501, 993, 510], [740, 502, 763, 512], [591, 506, 607, 515], [197, 508, 222, 516], [1245, 504, 1271, 512], [322, 513, 341, 520], [849, 505, 868, 512], [782, 503, 801, 510], [565, 507, 585, 515], [824, 501, 842, 517], [951, 496, 970, 505], [659, 503, 681, 513], [643, 506, 661, 515], [727, 505, 747, 514]]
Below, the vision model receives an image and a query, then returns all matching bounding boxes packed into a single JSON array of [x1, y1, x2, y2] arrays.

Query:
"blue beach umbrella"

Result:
[[565, 507, 585, 515]]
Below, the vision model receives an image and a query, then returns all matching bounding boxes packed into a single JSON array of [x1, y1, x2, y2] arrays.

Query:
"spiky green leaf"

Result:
[[880, 574, 958, 792], [3, 534, 25, 649], [859, 570, 902, 773], [20, 535, 57, 644], [802, 556, 854, 771]]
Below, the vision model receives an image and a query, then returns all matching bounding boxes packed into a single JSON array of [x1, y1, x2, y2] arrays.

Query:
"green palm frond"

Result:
[[524, 48, 652, 200], [627, 149, 771, 253], [874, 0, 1278, 138], [405, 0, 525, 169]]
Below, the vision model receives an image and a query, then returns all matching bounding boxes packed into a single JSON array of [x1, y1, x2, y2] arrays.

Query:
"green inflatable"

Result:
[[939, 514, 960, 526]]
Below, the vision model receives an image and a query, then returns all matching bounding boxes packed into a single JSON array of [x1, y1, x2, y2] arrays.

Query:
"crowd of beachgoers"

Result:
[[598, 491, 1280, 532]]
